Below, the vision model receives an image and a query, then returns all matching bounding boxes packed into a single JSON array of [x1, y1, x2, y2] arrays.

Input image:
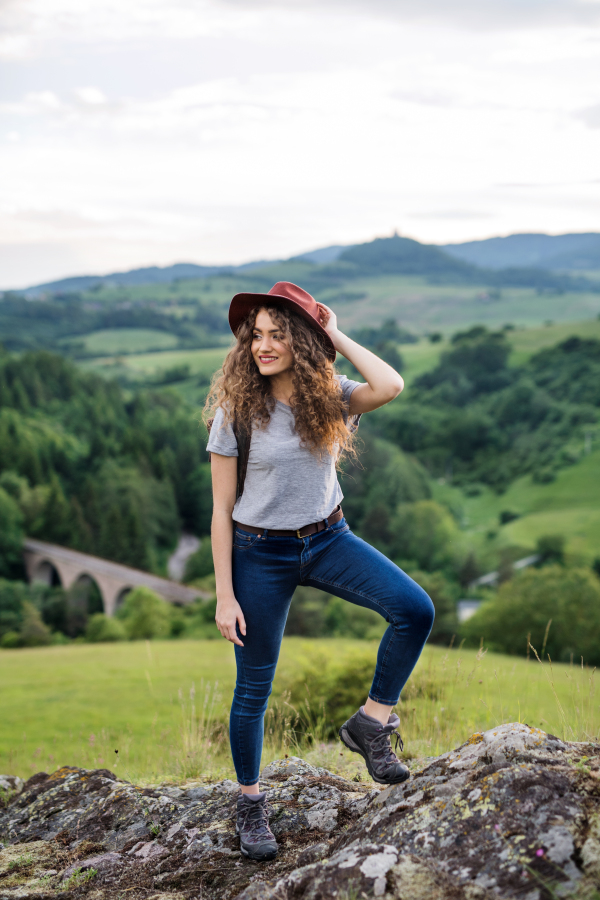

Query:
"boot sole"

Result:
[[338, 724, 410, 786], [240, 843, 278, 861]]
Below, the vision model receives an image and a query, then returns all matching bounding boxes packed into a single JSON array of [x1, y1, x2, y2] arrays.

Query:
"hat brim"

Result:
[[228, 292, 337, 362]]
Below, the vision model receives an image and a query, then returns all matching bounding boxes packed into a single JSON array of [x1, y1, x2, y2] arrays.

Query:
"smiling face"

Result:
[[251, 307, 294, 377]]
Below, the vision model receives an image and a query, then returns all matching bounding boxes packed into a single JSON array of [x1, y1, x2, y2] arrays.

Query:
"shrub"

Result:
[[462, 566, 600, 663], [274, 643, 441, 738], [536, 534, 565, 565], [85, 613, 127, 643], [284, 586, 385, 640], [0, 631, 21, 649], [179, 598, 219, 639], [19, 602, 52, 647], [184, 538, 214, 582], [391, 500, 458, 571], [116, 587, 171, 640], [274, 644, 379, 737]]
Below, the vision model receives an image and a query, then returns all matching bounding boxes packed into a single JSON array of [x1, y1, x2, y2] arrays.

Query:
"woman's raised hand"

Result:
[[316, 303, 342, 348], [215, 596, 247, 647]]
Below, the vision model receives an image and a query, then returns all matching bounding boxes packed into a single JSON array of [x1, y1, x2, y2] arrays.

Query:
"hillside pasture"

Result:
[[1, 639, 598, 785], [82, 346, 230, 386], [435, 446, 600, 563], [71, 270, 600, 337], [73, 328, 180, 355]]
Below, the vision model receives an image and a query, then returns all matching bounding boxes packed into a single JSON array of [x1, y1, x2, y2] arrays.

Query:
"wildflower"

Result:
[[536, 848, 544, 858]]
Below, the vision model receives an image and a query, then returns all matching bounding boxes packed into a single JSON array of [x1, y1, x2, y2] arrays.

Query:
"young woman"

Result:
[[206, 282, 434, 861]]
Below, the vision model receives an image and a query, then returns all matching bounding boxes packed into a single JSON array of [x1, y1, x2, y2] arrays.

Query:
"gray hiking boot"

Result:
[[236, 792, 278, 861], [339, 707, 410, 785]]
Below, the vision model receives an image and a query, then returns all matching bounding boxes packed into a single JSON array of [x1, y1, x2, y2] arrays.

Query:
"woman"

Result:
[[206, 282, 434, 861]]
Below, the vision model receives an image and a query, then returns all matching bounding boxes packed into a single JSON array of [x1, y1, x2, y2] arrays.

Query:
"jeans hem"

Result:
[[237, 777, 261, 787], [368, 692, 400, 706]]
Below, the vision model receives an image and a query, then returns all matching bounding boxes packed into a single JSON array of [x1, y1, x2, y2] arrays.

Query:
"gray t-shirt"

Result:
[[206, 374, 362, 529]]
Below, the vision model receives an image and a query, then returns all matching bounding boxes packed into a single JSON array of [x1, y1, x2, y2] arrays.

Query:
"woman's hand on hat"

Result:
[[317, 303, 342, 348]]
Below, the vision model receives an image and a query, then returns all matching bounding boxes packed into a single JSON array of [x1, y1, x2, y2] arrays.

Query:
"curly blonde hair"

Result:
[[204, 304, 356, 459]]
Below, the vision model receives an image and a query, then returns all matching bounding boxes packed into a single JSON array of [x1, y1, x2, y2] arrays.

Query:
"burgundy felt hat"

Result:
[[228, 281, 337, 361]]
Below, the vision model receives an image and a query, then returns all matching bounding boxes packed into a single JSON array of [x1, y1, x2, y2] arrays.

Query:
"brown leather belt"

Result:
[[235, 505, 343, 539]]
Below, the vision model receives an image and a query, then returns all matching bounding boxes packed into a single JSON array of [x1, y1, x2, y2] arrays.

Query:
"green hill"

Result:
[[444, 232, 600, 272], [435, 445, 600, 564]]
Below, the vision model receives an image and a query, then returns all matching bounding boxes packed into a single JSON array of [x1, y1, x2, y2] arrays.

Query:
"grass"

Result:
[[434, 445, 600, 563], [80, 318, 600, 395], [86, 267, 600, 336], [1, 638, 599, 785], [76, 328, 179, 355], [81, 346, 229, 386]]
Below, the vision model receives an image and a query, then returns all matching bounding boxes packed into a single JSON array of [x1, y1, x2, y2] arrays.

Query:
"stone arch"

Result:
[[115, 586, 133, 611], [32, 559, 62, 587], [70, 573, 104, 616]]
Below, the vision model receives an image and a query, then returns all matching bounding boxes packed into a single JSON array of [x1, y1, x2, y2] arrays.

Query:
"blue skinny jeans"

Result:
[[230, 515, 435, 785]]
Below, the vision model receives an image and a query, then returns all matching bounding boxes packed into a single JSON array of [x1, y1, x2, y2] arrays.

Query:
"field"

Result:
[[434, 444, 600, 563], [85, 269, 600, 335], [71, 328, 180, 355], [1, 639, 598, 786], [80, 317, 600, 395], [81, 346, 229, 387]]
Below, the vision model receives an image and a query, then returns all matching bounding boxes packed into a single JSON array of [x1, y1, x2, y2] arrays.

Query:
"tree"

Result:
[[85, 613, 127, 643], [0, 486, 24, 578], [462, 566, 600, 664], [184, 538, 214, 582], [116, 587, 171, 640], [19, 601, 52, 647], [391, 501, 458, 572]]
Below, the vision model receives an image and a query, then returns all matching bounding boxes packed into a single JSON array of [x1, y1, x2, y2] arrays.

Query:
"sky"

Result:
[[1, 0, 600, 288]]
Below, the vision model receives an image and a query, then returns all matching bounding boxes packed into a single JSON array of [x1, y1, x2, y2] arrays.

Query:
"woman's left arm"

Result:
[[318, 303, 404, 414]]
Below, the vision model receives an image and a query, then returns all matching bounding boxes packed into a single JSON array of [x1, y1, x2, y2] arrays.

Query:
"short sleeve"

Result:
[[337, 373, 363, 432], [206, 406, 238, 457]]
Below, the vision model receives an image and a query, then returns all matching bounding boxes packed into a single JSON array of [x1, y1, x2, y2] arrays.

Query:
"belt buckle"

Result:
[[296, 528, 303, 539]]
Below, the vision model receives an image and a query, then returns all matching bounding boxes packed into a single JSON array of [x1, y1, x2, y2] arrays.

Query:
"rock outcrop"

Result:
[[1, 724, 600, 899]]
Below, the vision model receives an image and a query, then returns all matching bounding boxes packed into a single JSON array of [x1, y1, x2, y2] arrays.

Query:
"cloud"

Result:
[[2, 0, 600, 64], [73, 87, 108, 105], [575, 102, 600, 127], [408, 210, 495, 220], [222, 0, 600, 30]]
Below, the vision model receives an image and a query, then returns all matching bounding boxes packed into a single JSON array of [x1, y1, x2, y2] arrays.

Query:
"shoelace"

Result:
[[369, 726, 404, 768], [239, 801, 273, 840]]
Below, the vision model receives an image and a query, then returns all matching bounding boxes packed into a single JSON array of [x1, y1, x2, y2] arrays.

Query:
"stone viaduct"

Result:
[[23, 538, 208, 617]]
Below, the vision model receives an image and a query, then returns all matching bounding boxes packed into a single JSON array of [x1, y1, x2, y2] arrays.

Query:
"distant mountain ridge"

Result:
[[442, 232, 600, 272], [13, 232, 600, 296]]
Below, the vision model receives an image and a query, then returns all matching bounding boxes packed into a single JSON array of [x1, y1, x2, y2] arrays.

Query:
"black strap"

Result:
[[233, 416, 251, 500], [206, 415, 251, 500]]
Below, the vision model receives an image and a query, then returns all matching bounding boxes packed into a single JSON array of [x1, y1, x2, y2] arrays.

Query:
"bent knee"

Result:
[[412, 586, 435, 636]]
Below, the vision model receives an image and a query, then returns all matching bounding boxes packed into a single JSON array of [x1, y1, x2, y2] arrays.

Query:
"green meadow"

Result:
[[434, 445, 600, 563], [79, 317, 600, 393], [73, 328, 180, 355], [1, 639, 598, 785], [81, 346, 229, 385], [87, 270, 600, 335]]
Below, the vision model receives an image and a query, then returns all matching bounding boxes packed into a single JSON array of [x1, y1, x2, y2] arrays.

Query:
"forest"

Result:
[[1, 319, 600, 656]]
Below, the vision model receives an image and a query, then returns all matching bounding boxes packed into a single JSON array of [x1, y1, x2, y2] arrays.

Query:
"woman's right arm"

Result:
[[210, 453, 247, 647]]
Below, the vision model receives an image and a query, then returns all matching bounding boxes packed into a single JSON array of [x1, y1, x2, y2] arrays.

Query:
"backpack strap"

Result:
[[233, 417, 251, 500], [206, 415, 251, 500]]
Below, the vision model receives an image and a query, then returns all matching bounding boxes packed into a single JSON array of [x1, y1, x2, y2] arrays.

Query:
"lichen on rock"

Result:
[[1, 723, 600, 899]]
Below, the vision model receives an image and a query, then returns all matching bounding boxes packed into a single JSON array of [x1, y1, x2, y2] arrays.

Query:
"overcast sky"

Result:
[[2, 0, 600, 288]]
